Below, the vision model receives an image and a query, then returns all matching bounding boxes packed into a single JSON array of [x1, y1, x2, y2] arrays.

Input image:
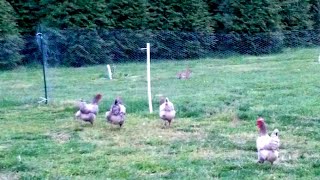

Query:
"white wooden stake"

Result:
[[107, 64, 112, 80], [141, 43, 153, 113], [146, 43, 153, 113]]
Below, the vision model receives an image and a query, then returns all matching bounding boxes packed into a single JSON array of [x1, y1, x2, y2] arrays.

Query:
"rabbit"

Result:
[[177, 67, 192, 79]]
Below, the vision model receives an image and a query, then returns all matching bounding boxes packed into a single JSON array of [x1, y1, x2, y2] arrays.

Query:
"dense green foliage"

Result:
[[44, 28, 113, 67], [5, 0, 46, 65], [43, 0, 111, 29], [207, 0, 284, 54], [280, 0, 313, 31], [6, 0, 44, 35], [310, 0, 320, 29], [147, 0, 214, 32], [0, 0, 24, 69], [1, 0, 320, 68], [108, 0, 148, 30], [44, 29, 216, 66], [210, 0, 281, 33]]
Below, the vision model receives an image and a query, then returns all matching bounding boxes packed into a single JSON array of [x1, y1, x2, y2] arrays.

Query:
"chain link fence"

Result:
[[1, 27, 320, 114]]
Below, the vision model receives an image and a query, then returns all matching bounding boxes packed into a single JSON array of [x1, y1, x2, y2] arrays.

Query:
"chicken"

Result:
[[75, 94, 102, 125], [75, 111, 96, 124], [159, 97, 176, 127], [105, 97, 126, 128], [256, 117, 280, 165]]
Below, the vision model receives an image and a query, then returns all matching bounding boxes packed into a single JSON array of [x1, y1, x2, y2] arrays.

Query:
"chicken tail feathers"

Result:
[[116, 96, 124, 105], [92, 94, 102, 104], [114, 99, 120, 105], [159, 96, 166, 105]]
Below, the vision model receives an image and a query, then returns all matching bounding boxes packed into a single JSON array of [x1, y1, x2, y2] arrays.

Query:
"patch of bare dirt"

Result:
[[50, 132, 71, 143]]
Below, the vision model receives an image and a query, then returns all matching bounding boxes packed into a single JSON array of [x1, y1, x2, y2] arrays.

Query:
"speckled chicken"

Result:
[[75, 94, 102, 125], [159, 97, 176, 127], [105, 97, 126, 127]]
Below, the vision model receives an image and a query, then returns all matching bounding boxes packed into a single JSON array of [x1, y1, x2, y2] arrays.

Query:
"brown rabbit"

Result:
[[177, 67, 192, 79]]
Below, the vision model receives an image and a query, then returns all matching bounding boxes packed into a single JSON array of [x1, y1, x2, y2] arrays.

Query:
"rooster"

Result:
[[256, 117, 280, 165], [159, 97, 176, 127], [105, 97, 126, 128], [75, 94, 102, 125]]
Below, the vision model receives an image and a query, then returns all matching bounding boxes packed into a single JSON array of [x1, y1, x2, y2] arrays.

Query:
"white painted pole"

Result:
[[141, 43, 153, 113], [146, 43, 153, 113], [107, 64, 112, 80]]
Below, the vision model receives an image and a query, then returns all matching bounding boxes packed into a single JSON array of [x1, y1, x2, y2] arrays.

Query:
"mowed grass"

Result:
[[0, 48, 320, 179]]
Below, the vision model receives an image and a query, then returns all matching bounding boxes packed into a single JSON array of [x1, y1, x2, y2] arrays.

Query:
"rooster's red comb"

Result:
[[257, 117, 264, 121], [256, 117, 265, 126]]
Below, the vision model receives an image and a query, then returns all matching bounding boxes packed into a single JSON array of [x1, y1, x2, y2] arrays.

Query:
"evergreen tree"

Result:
[[146, 0, 215, 59], [147, 0, 214, 32], [211, 0, 281, 33], [36, 1, 114, 66], [42, 0, 111, 29], [43, 27, 113, 67], [280, 0, 312, 31], [6, 0, 47, 65], [107, 0, 148, 30], [0, 0, 24, 69], [310, 0, 320, 29], [207, 0, 283, 54], [279, 0, 314, 47], [6, 0, 44, 34]]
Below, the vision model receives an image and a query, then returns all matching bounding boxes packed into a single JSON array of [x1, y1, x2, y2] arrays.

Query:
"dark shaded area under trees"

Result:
[[1, 0, 320, 69]]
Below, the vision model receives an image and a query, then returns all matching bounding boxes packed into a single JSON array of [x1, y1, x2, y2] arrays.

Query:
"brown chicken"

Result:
[[75, 94, 102, 125], [105, 97, 126, 128]]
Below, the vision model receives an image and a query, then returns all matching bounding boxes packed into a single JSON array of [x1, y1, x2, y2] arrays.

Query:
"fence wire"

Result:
[[1, 28, 320, 115]]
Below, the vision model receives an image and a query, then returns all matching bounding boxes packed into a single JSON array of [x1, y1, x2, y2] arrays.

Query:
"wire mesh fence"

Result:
[[1, 27, 320, 115], [41, 28, 320, 64]]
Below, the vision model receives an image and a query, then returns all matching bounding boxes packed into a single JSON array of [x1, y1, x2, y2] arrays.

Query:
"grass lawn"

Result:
[[0, 48, 320, 179]]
